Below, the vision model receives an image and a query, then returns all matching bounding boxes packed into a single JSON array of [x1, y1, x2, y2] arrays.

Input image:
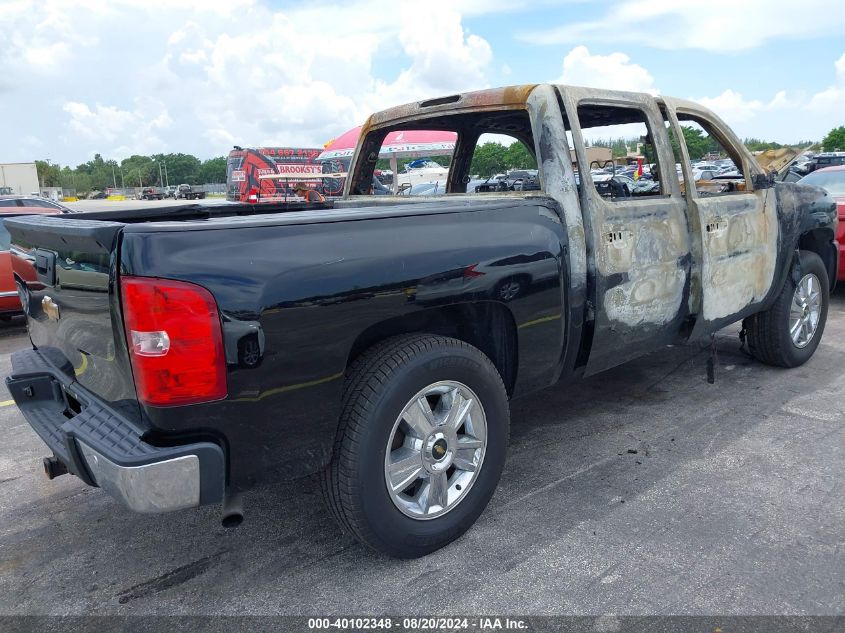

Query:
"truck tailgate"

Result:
[[4, 215, 138, 412]]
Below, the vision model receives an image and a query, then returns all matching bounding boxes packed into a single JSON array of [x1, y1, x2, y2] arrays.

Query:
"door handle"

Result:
[[35, 249, 56, 286], [605, 229, 633, 249], [705, 218, 728, 236]]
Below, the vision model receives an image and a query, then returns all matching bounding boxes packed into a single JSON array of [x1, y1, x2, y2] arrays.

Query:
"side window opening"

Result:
[[674, 115, 746, 196], [575, 104, 665, 200]]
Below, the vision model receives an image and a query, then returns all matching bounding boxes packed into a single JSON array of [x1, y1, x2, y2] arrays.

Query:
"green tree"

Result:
[[35, 160, 62, 187], [504, 142, 537, 170], [198, 156, 227, 184], [665, 126, 718, 161], [744, 138, 783, 152], [590, 137, 638, 159], [121, 155, 156, 187], [155, 153, 201, 185], [469, 142, 507, 177], [679, 126, 712, 160], [822, 126, 845, 152]]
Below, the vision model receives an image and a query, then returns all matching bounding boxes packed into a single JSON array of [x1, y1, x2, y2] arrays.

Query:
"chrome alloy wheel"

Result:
[[384, 381, 487, 520], [790, 273, 822, 349]]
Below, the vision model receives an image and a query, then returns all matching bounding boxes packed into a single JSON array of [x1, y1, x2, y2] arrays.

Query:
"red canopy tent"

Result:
[[319, 126, 457, 193]]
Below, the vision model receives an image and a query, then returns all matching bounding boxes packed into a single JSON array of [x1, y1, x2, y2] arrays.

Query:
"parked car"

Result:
[[504, 169, 540, 191], [4, 84, 838, 559], [691, 167, 720, 181], [474, 174, 508, 192], [798, 165, 845, 280], [407, 182, 446, 196], [0, 206, 60, 319], [797, 152, 845, 176], [592, 173, 637, 197], [0, 195, 73, 213], [692, 162, 719, 171]]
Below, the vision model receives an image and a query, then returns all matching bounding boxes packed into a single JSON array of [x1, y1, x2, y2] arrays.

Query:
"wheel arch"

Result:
[[797, 227, 837, 291], [345, 302, 519, 397]]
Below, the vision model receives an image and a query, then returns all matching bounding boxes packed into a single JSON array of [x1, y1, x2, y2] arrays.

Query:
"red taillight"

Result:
[[120, 276, 227, 407]]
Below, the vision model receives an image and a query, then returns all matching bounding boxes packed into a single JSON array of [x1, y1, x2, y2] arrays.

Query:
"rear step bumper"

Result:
[[6, 348, 225, 513]]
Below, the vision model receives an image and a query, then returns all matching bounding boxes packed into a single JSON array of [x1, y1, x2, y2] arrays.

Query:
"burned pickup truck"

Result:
[[4, 84, 838, 558]]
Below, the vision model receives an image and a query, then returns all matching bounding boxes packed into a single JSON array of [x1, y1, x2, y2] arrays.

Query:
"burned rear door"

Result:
[[557, 87, 693, 375]]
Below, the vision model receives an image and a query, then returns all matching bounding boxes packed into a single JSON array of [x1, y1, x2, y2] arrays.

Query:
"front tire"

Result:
[[322, 334, 509, 558], [744, 250, 829, 368]]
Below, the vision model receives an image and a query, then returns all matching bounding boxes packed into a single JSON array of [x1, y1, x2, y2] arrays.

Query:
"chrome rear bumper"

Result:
[[6, 348, 225, 513]]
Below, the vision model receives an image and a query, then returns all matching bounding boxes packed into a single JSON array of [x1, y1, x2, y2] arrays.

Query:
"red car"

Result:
[[798, 165, 845, 281], [0, 206, 58, 319], [0, 195, 72, 213]]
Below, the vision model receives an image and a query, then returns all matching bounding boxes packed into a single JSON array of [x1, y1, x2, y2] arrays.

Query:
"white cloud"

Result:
[[807, 52, 845, 114], [0, 0, 99, 76], [63, 103, 136, 142], [692, 90, 765, 124], [690, 53, 845, 141], [369, 5, 492, 107], [0, 0, 842, 166], [520, 0, 845, 52], [63, 98, 173, 156], [547, 45, 844, 144], [156, 0, 494, 151], [0, 0, 498, 163], [554, 46, 657, 94]]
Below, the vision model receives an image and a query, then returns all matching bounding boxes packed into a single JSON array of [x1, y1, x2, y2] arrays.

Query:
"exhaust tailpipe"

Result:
[[221, 491, 244, 528]]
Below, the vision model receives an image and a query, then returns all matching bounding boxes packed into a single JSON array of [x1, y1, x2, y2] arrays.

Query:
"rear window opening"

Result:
[[348, 109, 539, 197]]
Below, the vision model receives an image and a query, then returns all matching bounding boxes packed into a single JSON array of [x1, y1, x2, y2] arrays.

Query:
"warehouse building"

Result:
[[0, 162, 39, 195]]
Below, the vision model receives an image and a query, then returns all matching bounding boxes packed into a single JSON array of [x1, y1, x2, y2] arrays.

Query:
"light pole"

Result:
[[151, 157, 164, 188], [111, 163, 117, 189]]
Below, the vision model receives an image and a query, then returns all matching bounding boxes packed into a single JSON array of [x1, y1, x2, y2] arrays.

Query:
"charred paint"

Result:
[[346, 83, 836, 377]]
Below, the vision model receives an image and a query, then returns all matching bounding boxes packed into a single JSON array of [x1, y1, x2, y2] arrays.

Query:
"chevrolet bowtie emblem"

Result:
[[42, 296, 60, 321]]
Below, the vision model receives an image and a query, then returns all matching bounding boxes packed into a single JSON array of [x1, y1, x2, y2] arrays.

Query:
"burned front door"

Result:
[[660, 97, 778, 339]]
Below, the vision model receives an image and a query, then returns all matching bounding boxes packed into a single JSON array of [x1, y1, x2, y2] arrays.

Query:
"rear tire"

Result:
[[744, 250, 828, 368], [322, 334, 509, 558]]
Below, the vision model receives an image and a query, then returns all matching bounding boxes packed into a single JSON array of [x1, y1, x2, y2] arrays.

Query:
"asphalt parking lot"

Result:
[[0, 292, 843, 617]]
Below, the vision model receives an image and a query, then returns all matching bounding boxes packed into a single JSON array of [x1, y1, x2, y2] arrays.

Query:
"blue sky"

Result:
[[1, 0, 843, 166]]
